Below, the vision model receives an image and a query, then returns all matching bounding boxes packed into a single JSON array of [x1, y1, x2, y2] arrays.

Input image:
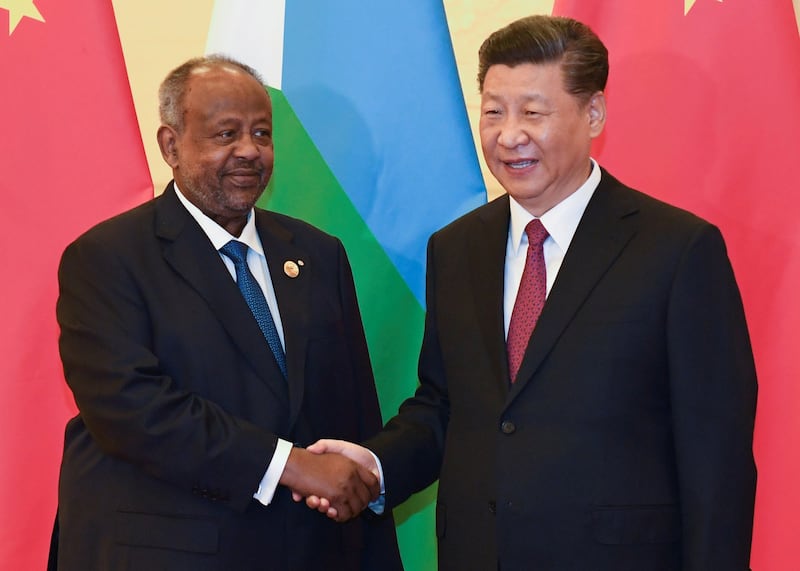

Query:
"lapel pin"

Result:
[[284, 260, 300, 278]]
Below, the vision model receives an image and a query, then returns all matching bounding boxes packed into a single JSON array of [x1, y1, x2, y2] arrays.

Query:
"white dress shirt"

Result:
[[503, 159, 601, 337]]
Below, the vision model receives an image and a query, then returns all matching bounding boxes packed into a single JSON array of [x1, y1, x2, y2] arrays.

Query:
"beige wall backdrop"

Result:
[[111, 1, 555, 199], [443, 1, 555, 198], [112, 1, 215, 194]]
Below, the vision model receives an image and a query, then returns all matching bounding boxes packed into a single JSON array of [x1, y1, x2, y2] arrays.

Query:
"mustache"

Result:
[[222, 162, 267, 177]]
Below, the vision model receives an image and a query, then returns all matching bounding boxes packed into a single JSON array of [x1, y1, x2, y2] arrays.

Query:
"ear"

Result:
[[157, 125, 180, 168], [587, 91, 607, 138]]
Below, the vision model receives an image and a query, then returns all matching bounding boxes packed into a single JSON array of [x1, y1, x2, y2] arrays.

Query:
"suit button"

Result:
[[500, 420, 516, 434], [488, 501, 496, 515]]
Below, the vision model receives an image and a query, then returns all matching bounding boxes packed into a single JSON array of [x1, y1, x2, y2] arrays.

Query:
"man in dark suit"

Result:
[[50, 55, 402, 570], [307, 15, 757, 571]]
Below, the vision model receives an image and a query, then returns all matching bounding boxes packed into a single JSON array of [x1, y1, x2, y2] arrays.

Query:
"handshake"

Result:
[[280, 439, 379, 522]]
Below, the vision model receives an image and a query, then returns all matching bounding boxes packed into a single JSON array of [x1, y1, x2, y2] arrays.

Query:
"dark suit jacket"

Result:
[[367, 169, 757, 571], [52, 183, 402, 570]]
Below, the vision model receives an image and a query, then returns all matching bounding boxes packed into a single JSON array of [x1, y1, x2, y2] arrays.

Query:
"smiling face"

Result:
[[479, 62, 605, 216], [157, 65, 274, 236]]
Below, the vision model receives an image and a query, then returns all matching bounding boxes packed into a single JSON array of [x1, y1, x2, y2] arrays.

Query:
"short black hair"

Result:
[[478, 15, 608, 103]]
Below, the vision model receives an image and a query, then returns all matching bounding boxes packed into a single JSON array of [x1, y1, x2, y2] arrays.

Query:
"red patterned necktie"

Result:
[[507, 219, 549, 383]]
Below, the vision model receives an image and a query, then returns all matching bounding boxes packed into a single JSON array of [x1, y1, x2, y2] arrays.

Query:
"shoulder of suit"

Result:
[[68, 193, 158, 248], [254, 206, 341, 245], [599, 167, 713, 231], [431, 193, 508, 239]]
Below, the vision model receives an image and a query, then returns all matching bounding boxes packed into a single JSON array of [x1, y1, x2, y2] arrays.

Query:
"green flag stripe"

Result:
[[262, 87, 438, 570]]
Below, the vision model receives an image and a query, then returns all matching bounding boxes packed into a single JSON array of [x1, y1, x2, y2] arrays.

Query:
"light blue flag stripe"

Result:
[[281, 1, 486, 303]]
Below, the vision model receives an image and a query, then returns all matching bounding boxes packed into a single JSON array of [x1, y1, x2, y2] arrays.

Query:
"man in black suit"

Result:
[[50, 55, 401, 570], [307, 15, 757, 571]]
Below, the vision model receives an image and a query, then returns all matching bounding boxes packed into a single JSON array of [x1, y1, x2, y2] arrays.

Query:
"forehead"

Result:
[[184, 66, 272, 121], [481, 62, 566, 100]]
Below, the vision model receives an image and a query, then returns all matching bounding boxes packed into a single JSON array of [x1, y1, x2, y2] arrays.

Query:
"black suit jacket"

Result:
[[367, 169, 756, 571], [52, 183, 402, 570]]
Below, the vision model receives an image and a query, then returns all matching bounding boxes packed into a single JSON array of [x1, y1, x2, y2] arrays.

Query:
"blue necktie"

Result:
[[220, 240, 287, 378]]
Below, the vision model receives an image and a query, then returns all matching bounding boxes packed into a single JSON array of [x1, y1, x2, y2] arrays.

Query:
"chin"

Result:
[[229, 186, 264, 204], [505, 185, 541, 201]]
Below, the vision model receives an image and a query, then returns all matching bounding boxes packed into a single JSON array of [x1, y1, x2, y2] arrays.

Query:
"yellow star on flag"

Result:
[[0, 0, 45, 36]]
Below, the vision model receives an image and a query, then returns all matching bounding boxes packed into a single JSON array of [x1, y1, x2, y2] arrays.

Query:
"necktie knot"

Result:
[[220, 240, 249, 265], [525, 219, 549, 249]]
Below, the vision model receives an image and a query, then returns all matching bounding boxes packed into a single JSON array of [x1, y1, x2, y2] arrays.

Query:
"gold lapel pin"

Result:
[[284, 260, 300, 278]]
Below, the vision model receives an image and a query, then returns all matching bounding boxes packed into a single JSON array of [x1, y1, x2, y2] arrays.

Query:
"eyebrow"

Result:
[[481, 91, 551, 105], [210, 115, 272, 127]]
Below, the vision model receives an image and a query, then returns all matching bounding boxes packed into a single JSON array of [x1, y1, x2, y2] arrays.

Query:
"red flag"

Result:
[[0, 1, 152, 568], [553, 1, 800, 569]]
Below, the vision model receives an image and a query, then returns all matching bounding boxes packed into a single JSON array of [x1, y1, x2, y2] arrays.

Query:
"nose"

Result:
[[235, 134, 261, 160], [496, 116, 530, 149]]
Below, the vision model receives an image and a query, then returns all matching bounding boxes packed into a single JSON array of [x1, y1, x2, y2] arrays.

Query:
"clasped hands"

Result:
[[280, 439, 378, 522]]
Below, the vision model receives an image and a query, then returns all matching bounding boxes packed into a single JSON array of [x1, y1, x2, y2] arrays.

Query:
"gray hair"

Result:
[[158, 54, 264, 132]]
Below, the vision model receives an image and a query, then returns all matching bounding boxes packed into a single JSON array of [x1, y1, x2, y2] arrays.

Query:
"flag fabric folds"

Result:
[[206, 2, 486, 569], [553, 2, 800, 569], [0, 1, 153, 568]]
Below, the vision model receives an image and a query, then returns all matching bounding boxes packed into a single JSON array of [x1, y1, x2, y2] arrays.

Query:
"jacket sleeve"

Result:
[[666, 223, 757, 570], [366, 233, 449, 508], [57, 230, 277, 512]]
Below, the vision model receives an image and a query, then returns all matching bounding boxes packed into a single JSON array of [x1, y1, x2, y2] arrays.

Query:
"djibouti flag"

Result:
[[207, 2, 486, 569]]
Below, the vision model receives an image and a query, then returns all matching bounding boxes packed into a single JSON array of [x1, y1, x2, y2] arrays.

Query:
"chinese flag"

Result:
[[0, 1, 152, 568], [553, 1, 800, 569]]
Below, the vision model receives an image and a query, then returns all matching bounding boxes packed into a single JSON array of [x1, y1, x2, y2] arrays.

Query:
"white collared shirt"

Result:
[[174, 185, 285, 349], [503, 160, 601, 337], [174, 184, 291, 506]]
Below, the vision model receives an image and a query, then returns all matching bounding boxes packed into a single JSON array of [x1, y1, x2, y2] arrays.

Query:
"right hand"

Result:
[[279, 446, 378, 522], [293, 439, 380, 520]]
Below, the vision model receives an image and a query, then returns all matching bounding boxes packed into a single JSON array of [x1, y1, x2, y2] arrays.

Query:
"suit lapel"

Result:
[[254, 209, 310, 429], [509, 173, 640, 400], [470, 196, 513, 395], [155, 184, 290, 410]]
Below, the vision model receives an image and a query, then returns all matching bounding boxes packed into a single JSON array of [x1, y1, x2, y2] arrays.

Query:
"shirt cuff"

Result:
[[253, 438, 293, 506], [367, 449, 386, 515]]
